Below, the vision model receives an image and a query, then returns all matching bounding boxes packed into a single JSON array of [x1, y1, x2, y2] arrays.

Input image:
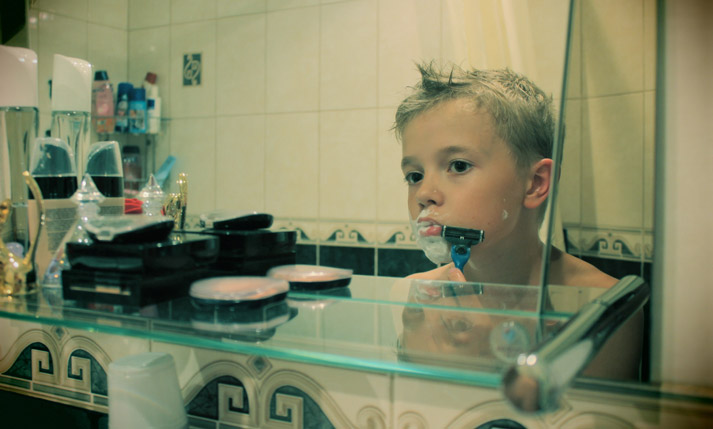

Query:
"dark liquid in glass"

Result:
[[29, 176, 78, 199], [92, 176, 125, 198]]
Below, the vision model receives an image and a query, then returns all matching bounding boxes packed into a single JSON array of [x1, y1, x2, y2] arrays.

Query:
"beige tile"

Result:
[[216, 14, 266, 115], [266, 7, 319, 112], [527, 0, 572, 100], [559, 99, 582, 225], [644, 91, 655, 230], [129, 0, 170, 29], [88, 0, 128, 29], [168, 117, 216, 214], [644, 0, 657, 91], [215, 115, 266, 212], [378, 0, 441, 107], [566, 0, 583, 98], [170, 0, 216, 23], [128, 27, 171, 115], [377, 108, 408, 222], [265, 113, 319, 218], [170, 21, 216, 118], [581, 94, 644, 228], [217, 0, 266, 17], [37, 13, 88, 116], [320, 0, 378, 110], [267, 0, 320, 11], [319, 109, 377, 220], [581, 0, 644, 96], [37, 0, 88, 20], [393, 375, 545, 428], [88, 24, 128, 84]]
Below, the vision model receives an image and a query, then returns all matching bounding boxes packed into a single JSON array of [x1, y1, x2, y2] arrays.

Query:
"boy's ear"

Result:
[[523, 158, 553, 209]]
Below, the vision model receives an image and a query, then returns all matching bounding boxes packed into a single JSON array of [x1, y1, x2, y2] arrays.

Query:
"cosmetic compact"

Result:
[[266, 264, 353, 291], [189, 276, 293, 341], [195, 210, 296, 276], [62, 232, 220, 308]]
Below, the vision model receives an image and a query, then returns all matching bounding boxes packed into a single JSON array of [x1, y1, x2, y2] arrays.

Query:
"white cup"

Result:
[[108, 352, 187, 429]]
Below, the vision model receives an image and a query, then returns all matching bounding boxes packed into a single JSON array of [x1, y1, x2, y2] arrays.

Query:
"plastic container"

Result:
[[190, 276, 289, 307], [115, 82, 133, 133], [128, 88, 146, 134], [91, 70, 115, 133], [267, 264, 353, 291]]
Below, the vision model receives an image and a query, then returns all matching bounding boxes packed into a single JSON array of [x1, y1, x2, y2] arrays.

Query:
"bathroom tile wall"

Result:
[[29, 0, 129, 137], [559, 0, 657, 277]]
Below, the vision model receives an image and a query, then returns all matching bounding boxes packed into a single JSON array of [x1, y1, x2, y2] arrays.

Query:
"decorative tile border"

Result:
[[564, 224, 654, 263]]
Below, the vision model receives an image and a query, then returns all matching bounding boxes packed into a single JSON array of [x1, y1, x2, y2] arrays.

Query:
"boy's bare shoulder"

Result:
[[548, 247, 618, 288]]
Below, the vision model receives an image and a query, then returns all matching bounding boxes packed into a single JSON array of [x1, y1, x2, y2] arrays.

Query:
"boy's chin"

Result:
[[418, 236, 452, 265]]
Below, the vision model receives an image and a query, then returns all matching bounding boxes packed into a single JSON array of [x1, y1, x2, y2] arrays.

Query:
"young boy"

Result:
[[394, 63, 643, 380]]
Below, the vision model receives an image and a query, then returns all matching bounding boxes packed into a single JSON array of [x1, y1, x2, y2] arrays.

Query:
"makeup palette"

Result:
[[266, 264, 352, 291]]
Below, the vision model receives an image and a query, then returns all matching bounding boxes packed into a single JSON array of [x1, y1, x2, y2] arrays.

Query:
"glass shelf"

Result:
[[0, 276, 603, 388]]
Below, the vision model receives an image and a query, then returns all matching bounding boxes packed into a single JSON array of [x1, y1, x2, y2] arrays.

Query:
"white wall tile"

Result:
[[377, 108, 408, 222], [88, 24, 128, 84], [128, 27, 170, 116], [267, 0, 320, 11], [37, 0, 88, 20], [581, 94, 644, 228], [320, 0, 377, 110], [378, 0, 441, 107], [216, 115, 266, 212], [170, 0, 216, 24], [216, 14, 266, 115], [266, 7, 319, 112], [217, 0, 266, 17], [581, 0, 644, 97], [170, 21, 216, 118], [265, 113, 319, 218], [37, 13, 88, 116], [169, 117, 216, 213], [319, 109, 377, 220], [644, 0, 657, 91], [527, 0, 572, 100], [88, 0, 128, 29], [129, 0, 170, 29], [559, 99, 582, 225]]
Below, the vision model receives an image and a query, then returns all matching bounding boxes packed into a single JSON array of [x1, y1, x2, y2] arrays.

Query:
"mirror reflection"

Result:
[[9, 0, 655, 386]]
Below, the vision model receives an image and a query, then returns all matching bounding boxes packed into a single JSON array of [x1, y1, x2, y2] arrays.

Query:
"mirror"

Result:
[[18, 0, 655, 383]]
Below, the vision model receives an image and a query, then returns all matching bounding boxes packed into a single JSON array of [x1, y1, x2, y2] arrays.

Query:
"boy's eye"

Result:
[[449, 160, 472, 174], [404, 171, 423, 184]]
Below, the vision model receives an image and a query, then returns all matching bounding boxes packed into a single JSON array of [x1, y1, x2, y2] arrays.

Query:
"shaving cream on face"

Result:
[[410, 216, 452, 265]]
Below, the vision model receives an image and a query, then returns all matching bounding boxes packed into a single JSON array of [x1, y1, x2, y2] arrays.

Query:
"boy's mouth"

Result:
[[416, 220, 443, 237]]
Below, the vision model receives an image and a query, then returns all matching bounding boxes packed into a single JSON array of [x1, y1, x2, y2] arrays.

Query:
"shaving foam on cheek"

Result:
[[410, 215, 452, 265]]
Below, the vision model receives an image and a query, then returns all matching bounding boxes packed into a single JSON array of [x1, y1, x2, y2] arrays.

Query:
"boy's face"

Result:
[[401, 98, 530, 255]]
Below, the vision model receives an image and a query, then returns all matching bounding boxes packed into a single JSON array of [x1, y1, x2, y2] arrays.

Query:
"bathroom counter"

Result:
[[1, 276, 712, 427]]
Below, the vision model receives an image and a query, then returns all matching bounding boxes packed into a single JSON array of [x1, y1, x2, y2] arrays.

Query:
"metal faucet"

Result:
[[163, 172, 187, 230], [502, 275, 649, 413], [0, 171, 45, 295]]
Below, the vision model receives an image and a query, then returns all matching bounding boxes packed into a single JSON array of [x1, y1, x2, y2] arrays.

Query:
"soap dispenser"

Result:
[[0, 45, 39, 255], [50, 54, 92, 179]]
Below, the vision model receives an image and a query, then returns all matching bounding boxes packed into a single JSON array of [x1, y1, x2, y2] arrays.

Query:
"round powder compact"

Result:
[[266, 265, 352, 291], [189, 276, 289, 309]]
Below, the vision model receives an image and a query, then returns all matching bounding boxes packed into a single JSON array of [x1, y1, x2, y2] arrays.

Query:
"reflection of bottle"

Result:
[[122, 145, 143, 195], [115, 82, 133, 133], [0, 46, 39, 253], [50, 54, 92, 179], [92, 70, 115, 133], [129, 88, 146, 134]]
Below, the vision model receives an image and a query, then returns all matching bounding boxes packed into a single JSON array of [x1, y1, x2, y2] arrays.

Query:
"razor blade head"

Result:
[[441, 226, 485, 245]]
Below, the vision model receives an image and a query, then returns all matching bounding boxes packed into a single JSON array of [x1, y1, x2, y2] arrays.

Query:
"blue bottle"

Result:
[[128, 87, 146, 134]]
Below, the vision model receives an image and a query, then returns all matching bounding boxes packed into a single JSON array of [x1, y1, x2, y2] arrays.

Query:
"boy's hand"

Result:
[[447, 266, 467, 282]]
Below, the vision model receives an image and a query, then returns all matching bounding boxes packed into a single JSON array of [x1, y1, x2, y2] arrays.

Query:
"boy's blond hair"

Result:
[[394, 62, 555, 172]]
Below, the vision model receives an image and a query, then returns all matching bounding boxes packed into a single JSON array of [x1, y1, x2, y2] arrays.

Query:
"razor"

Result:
[[441, 226, 485, 271]]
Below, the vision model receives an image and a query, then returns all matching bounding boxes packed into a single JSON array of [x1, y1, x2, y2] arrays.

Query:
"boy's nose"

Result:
[[415, 174, 444, 207]]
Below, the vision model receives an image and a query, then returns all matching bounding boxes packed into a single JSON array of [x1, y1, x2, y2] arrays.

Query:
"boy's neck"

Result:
[[462, 229, 544, 285]]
